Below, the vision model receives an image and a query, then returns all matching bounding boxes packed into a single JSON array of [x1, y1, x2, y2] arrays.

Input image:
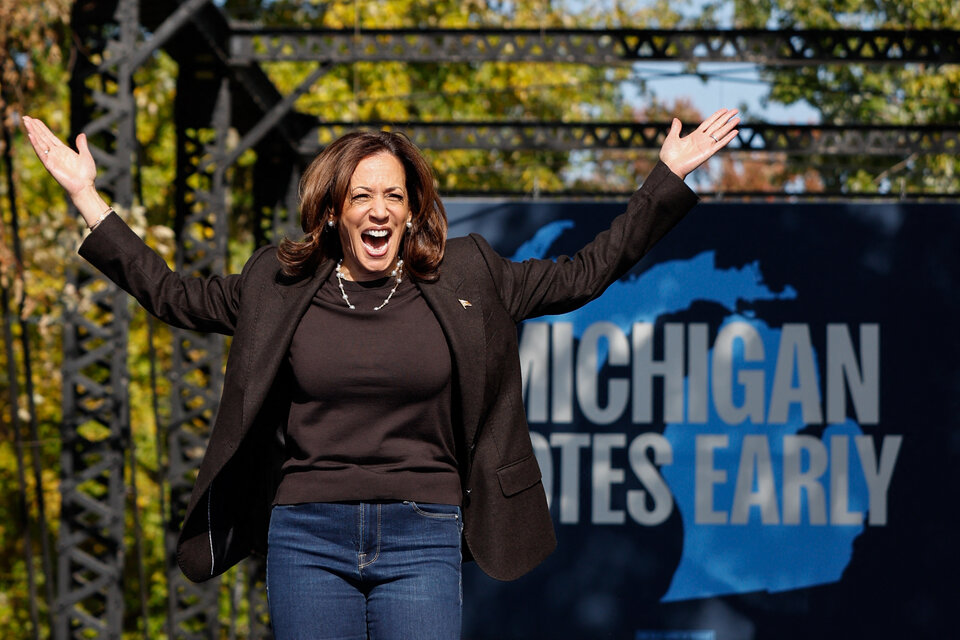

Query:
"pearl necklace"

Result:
[[335, 258, 404, 311]]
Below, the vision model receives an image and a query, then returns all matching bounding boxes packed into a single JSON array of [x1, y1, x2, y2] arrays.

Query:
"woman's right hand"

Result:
[[22, 116, 98, 198], [23, 115, 112, 228]]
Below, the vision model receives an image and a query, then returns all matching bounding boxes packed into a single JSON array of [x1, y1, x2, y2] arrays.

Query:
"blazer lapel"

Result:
[[240, 259, 334, 429], [419, 272, 486, 451]]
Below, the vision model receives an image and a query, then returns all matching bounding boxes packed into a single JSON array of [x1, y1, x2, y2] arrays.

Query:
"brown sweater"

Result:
[[274, 269, 461, 506]]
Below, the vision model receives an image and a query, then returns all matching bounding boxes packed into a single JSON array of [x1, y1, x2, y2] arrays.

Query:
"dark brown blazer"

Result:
[[78, 161, 697, 583]]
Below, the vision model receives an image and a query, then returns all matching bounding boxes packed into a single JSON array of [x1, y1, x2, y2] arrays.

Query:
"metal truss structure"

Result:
[[231, 27, 960, 65], [165, 74, 231, 640], [59, 1, 960, 637], [301, 121, 960, 156], [59, 1, 138, 638]]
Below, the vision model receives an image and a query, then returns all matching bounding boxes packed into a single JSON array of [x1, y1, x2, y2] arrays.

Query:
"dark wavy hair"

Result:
[[278, 130, 447, 281]]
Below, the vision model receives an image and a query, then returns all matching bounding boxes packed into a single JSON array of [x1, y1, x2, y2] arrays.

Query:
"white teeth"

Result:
[[363, 229, 389, 237]]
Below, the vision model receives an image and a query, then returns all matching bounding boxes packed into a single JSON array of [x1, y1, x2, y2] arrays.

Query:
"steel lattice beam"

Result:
[[230, 27, 960, 65], [253, 141, 304, 247], [145, 0, 313, 154], [166, 68, 233, 640], [299, 121, 960, 155], [59, 1, 137, 638]]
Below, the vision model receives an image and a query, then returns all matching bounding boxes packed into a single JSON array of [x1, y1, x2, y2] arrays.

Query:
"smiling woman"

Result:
[[279, 130, 448, 284]]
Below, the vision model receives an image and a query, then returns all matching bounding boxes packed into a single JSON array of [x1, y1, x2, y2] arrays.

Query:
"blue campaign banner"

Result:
[[447, 199, 960, 639]]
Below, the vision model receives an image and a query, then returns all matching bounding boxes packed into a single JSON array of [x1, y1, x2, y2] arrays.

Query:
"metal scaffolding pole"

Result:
[[166, 70, 231, 640], [59, 0, 137, 637]]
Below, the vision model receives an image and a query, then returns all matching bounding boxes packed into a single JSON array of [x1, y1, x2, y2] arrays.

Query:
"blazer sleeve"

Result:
[[472, 161, 699, 323], [77, 212, 268, 335]]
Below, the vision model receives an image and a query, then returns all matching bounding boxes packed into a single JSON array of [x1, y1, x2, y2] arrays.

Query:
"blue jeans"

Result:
[[267, 501, 463, 640]]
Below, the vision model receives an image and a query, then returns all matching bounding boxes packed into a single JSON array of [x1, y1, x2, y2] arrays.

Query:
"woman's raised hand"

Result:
[[23, 116, 98, 197], [658, 108, 740, 180], [23, 116, 111, 228]]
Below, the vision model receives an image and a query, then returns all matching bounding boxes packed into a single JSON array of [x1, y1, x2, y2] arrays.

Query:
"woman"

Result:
[[23, 109, 738, 639]]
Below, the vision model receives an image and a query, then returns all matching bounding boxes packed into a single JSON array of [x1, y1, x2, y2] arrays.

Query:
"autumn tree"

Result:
[[0, 1, 74, 636], [697, 0, 960, 194]]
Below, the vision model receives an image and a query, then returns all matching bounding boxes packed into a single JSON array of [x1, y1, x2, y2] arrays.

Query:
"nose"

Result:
[[369, 196, 389, 221]]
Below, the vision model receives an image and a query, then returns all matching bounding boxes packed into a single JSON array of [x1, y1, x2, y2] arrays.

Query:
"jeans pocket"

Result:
[[403, 501, 460, 521]]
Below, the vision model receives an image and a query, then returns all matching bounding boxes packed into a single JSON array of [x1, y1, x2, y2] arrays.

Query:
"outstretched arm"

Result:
[[659, 108, 740, 180], [23, 115, 247, 334], [478, 109, 739, 321], [22, 115, 112, 229]]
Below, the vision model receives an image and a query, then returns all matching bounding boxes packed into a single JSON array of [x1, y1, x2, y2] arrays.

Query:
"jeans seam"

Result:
[[408, 501, 460, 520], [356, 503, 364, 573], [359, 504, 381, 569]]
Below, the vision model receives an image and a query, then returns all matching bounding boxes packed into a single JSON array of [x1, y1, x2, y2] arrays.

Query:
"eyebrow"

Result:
[[350, 185, 405, 193]]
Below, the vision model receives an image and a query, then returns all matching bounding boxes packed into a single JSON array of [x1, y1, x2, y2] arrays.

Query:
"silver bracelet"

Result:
[[89, 207, 113, 231]]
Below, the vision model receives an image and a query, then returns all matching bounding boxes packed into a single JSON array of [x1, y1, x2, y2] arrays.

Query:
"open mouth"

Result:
[[361, 228, 391, 255]]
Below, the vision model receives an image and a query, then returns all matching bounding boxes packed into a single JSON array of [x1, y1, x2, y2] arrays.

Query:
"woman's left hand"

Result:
[[658, 108, 739, 180]]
